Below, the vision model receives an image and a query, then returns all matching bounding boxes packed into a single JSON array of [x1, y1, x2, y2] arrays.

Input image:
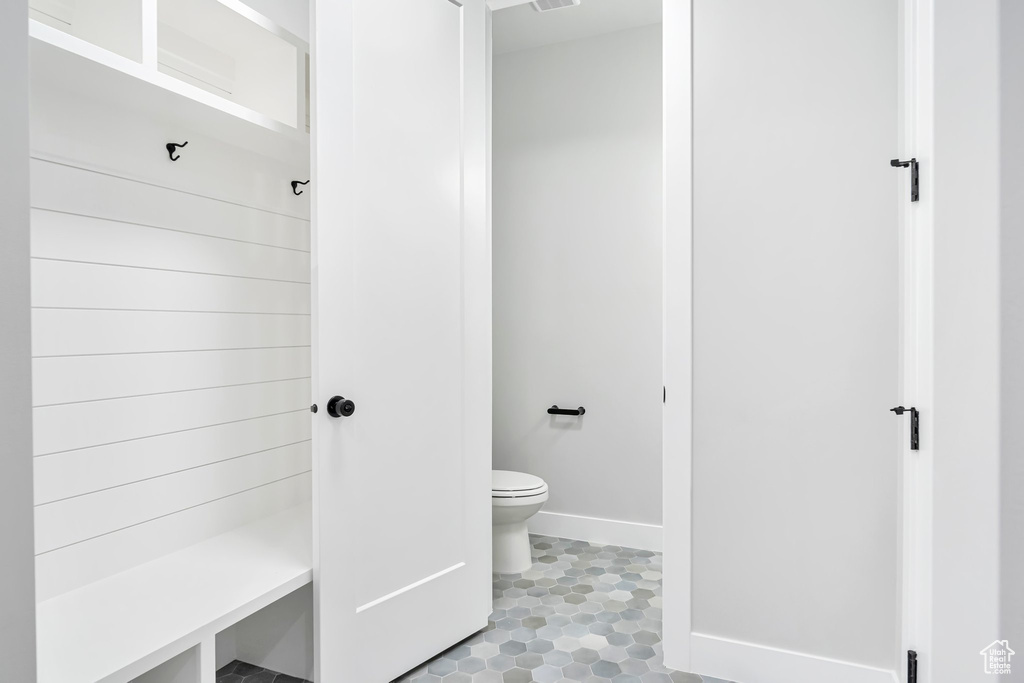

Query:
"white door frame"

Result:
[[660, 1, 935, 681], [0, 0, 37, 680]]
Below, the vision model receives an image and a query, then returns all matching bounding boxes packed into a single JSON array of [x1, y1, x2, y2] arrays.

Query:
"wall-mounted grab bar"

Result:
[[548, 405, 585, 416]]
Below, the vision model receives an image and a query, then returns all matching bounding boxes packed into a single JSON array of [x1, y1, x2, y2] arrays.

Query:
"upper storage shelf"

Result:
[[158, 0, 303, 129], [29, 0, 309, 159], [31, 0, 144, 61]]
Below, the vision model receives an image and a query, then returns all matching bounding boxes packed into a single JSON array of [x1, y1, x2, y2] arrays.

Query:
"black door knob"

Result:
[[327, 395, 355, 418]]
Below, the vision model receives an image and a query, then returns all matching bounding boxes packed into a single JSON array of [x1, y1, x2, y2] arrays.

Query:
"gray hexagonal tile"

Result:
[[599, 645, 630, 663], [571, 647, 600, 665], [625, 644, 656, 660], [471, 641, 500, 659], [484, 628, 511, 644], [527, 638, 555, 654], [510, 627, 537, 643], [486, 654, 516, 672], [522, 615, 547, 629], [406, 674, 440, 683], [426, 658, 457, 677], [443, 645, 471, 661], [619, 657, 651, 676], [592, 659, 623, 678], [563, 622, 589, 638], [609, 674, 642, 683], [455, 656, 485, 674], [561, 661, 592, 681], [552, 635, 580, 652], [508, 606, 531, 619], [535, 624, 563, 641], [633, 630, 660, 646], [502, 667, 533, 683], [543, 648, 573, 667], [532, 663, 563, 683], [572, 612, 597, 626], [514, 651, 543, 669], [606, 631, 634, 647]]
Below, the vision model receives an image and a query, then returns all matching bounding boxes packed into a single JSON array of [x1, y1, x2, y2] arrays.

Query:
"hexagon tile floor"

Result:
[[392, 535, 734, 683]]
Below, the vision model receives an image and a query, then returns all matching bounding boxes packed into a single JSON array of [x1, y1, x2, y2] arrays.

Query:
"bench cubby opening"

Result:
[[215, 584, 315, 682]]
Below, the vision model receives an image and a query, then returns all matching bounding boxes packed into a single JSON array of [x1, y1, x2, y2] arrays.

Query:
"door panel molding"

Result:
[[355, 562, 467, 614]]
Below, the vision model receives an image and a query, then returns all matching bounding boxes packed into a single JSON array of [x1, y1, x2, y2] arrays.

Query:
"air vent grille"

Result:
[[531, 0, 581, 12]]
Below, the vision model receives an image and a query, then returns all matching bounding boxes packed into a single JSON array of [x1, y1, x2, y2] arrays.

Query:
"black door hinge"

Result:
[[891, 406, 920, 450], [908, 650, 918, 683], [663, 386, 666, 403], [890, 158, 919, 202]]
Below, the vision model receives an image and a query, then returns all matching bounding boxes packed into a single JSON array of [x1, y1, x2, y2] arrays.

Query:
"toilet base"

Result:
[[492, 521, 533, 574]]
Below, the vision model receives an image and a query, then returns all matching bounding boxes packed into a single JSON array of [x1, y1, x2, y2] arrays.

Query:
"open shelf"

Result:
[[158, 0, 303, 129], [28, 0, 309, 162], [30, 0, 144, 62]]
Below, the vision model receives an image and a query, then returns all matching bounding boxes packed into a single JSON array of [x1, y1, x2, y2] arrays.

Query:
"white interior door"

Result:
[[666, 1, 906, 682], [310, 1, 491, 681]]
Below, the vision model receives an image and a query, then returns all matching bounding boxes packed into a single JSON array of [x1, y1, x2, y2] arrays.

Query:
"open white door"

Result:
[[310, 1, 491, 681], [665, 2, 913, 683]]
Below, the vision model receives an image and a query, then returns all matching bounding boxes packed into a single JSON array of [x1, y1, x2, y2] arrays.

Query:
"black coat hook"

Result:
[[291, 180, 310, 196], [890, 157, 919, 202], [166, 141, 188, 161]]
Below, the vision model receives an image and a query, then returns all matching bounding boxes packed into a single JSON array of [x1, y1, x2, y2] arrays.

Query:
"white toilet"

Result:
[[491, 469, 549, 574]]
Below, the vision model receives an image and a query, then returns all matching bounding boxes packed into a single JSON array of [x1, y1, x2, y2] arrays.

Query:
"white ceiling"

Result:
[[492, 0, 662, 56]]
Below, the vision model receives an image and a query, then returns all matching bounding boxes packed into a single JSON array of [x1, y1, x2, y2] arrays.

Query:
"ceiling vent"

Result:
[[531, 0, 581, 12]]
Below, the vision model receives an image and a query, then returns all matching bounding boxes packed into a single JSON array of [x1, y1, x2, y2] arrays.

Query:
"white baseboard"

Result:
[[528, 510, 662, 552], [690, 633, 899, 683]]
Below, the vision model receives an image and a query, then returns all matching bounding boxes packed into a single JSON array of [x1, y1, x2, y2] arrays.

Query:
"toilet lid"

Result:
[[492, 470, 547, 497]]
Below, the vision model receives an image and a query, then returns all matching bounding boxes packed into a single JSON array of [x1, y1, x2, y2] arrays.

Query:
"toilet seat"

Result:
[[491, 469, 548, 498]]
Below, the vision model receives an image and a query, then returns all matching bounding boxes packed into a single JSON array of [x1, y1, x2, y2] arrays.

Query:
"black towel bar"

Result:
[[548, 405, 585, 416]]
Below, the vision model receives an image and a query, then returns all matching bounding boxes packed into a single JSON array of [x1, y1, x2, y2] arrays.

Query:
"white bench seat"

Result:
[[36, 503, 312, 683]]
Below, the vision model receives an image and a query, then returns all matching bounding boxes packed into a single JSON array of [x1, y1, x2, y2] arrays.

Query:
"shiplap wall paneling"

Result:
[[37, 441, 311, 553], [29, 96, 312, 602], [32, 309, 310, 357], [36, 474, 312, 602], [35, 410, 311, 505], [33, 347, 313, 408]]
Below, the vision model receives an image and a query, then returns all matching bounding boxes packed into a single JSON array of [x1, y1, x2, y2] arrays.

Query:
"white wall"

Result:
[[492, 23, 664, 540], [29, 79, 312, 602], [1000, 0, 1024, 661], [0, 0, 37, 679], [691, 0, 898, 674]]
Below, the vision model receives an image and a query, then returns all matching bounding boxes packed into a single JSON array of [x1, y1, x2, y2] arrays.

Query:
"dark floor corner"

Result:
[[216, 659, 313, 683]]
